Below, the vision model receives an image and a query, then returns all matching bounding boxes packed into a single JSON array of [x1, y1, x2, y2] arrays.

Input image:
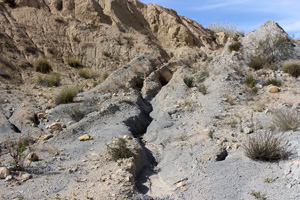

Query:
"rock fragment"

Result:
[[0, 167, 10, 179], [78, 134, 94, 141]]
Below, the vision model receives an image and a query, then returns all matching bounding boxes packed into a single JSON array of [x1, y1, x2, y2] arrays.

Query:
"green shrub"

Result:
[[272, 109, 299, 131], [67, 58, 82, 68], [106, 138, 133, 162], [244, 73, 256, 88], [228, 42, 241, 52], [36, 72, 61, 87], [250, 191, 266, 200], [282, 60, 300, 78], [55, 87, 78, 105], [35, 58, 52, 73], [5, 136, 34, 170], [183, 76, 194, 88], [263, 78, 281, 87], [244, 131, 290, 161]]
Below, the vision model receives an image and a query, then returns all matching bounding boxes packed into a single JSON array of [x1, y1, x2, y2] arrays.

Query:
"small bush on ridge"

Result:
[[106, 138, 133, 162]]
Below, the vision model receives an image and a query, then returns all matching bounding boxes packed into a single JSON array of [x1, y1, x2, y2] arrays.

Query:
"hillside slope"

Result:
[[1, 1, 300, 200]]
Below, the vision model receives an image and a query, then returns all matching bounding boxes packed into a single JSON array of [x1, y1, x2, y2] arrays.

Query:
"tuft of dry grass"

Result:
[[244, 131, 290, 161], [207, 22, 244, 37], [244, 73, 256, 88], [35, 58, 52, 73], [67, 58, 82, 68], [55, 87, 78, 105], [272, 109, 299, 131], [36, 72, 61, 87], [282, 60, 300, 78]]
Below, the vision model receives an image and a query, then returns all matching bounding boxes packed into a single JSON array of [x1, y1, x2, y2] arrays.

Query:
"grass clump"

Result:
[[244, 131, 290, 162], [183, 76, 194, 88], [228, 42, 241, 52], [282, 60, 300, 78], [55, 87, 78, 105], [263, 78, 281, 87], [248, 56, 267, 70], [36, 72, 61, 87], [106, 138, 133, 162], [78, 68, 89, 79], [67, 58, 82, 68], [244, 73, 256, 88], [35, 58, 52, 73], [272, 109, 299, 131]]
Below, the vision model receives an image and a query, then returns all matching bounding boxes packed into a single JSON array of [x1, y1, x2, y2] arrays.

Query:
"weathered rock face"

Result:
[[0, 0, 218, 84]]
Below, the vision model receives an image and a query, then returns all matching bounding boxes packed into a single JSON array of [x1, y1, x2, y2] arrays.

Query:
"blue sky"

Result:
[[139, 0, 300, 38]]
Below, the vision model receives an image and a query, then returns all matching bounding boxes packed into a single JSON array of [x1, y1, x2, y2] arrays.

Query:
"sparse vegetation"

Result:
[[250, 191, 266, 200], [106, 138, 133, 162], [197, 83, 208, 95], [79, 68, 92, 79], [248, 56, 267, 70], [35, 58, 52, 73], [207, 22, 243, 37], [282, 60, 300, 78], [183, 76, 194, 88], [244, 73, 256, 88], [197, 70, 209, 83], [264, 177, 275, 183], [272, 109, 299, 131], [141, 28, 151, 35], [67, 58, 82, 68], [263, 78, 281, 87], [244, 131, 290, 161], [103, 51, 111, 58], [228, 42, 241, 52], [5, 135, 34, 170], [36, 72, 61, 87], [256, 33, 294, 66], [55, 87, 78, 105]]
